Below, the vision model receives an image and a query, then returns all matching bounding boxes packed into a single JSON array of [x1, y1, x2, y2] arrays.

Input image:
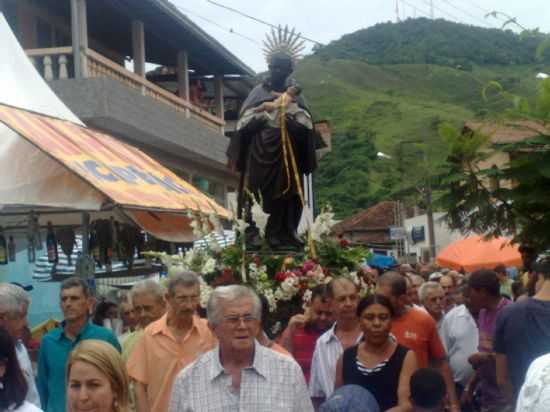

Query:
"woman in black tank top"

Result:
[[335, 294, 418, 411]]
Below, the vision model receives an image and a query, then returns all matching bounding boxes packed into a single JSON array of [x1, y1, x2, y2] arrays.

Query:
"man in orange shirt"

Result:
[[127, 271, 216, 412], [377, 271, 460, 412]]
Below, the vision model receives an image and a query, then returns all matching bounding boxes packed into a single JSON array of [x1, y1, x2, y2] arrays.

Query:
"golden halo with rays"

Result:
[[263, 25, 306, 65]]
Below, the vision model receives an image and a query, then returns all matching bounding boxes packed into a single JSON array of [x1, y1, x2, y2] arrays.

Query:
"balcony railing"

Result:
[[25, 47, 224, 133]]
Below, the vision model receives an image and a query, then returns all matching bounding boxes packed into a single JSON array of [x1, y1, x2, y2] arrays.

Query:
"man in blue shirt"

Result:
[[37, 277, 120, 412], [495, 261, 550, 402]]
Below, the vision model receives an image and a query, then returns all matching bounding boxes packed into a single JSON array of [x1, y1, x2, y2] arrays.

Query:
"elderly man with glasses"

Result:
[[169, 285, 313, 412], [128, 271, 216, 412], [0, 283, 41, 408]]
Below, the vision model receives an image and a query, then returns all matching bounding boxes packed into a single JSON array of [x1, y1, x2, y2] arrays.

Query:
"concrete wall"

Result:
[[404, 212, 464, 261], [48, 77, 229, 169]]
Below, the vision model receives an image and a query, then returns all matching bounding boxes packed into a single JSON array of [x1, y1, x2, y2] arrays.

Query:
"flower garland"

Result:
[[144, 205, 373, 328]]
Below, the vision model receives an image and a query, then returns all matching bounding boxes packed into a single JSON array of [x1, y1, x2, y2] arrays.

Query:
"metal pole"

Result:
[[426, 187, 436, 260], [423, 147, 436, 260], [81, 212, 90, 255]]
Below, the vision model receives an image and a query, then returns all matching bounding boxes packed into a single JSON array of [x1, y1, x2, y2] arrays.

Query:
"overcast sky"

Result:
[[171, 0, 550, 73]]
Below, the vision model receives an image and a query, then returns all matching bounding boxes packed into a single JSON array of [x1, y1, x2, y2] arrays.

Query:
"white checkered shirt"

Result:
[[309, 323, 363, 399], [169, 340, 314, 412]]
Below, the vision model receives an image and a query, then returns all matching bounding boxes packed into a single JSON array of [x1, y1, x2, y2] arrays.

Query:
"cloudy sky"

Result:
[[171, 0, 550, 72]]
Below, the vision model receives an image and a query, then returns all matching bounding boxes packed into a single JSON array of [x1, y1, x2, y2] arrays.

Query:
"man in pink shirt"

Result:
[[127, 271, 216, 412]]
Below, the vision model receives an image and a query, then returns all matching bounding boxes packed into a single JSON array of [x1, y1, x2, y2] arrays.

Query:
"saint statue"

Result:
[[227, 26, 317, 250]]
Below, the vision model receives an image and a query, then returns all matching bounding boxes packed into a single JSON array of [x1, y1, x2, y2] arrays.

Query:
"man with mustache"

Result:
[[128, 271, 216, 412]]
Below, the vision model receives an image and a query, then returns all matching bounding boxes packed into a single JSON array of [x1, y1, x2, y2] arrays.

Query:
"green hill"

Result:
[[293, 19, 549, 219], [314, 17, 549, 68]]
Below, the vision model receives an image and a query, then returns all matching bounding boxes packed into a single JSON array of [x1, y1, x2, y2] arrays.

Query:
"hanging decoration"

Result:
[[0, 227, 8, 265], [58, 228, 76, 266], [46, 221, 58, 264], [8, 236, 16, 262]]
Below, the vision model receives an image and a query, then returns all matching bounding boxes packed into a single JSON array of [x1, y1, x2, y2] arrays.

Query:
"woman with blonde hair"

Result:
[[66, 340, 129, 412]]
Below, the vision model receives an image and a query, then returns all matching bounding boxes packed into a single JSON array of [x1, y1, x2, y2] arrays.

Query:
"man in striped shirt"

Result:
[[309, 277, 363, 408]]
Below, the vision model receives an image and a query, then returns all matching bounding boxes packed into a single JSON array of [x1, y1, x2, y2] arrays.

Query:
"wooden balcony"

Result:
[[25, 47, 225, 134]]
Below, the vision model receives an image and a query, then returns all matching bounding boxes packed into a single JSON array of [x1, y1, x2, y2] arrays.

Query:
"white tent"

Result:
[[0, 14, 82, 123], [0, 12, 104, 211]]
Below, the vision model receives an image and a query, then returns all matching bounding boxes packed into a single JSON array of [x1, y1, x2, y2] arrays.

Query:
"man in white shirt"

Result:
[[309, 277, 363, 408], [0, 283, 41, 408], [419, 281, 446, 334], [169, 285, 312, 412], [439, 285, 478, 397]]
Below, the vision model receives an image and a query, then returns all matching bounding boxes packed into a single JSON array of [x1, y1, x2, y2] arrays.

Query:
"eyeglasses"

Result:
[[223, 314, 257, 326]]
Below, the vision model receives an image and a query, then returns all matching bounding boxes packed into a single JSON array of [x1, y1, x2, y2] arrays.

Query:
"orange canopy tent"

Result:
[[436, 235, 523, 272]]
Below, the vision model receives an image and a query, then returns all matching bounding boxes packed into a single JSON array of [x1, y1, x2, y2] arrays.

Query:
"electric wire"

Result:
[[418, 0, 463, 22], [400, 0, 432, 19], [171, 2, 262, 46], [205, 0, 324, 46], [440, 0, 497, 28]]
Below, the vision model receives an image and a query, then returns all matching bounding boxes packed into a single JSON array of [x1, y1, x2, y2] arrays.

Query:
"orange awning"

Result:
[[0, 104, 228, 241], [436, 235, 523, 272]]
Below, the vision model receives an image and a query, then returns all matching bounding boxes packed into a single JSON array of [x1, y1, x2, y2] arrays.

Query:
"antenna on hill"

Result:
[[430, 0, 435, 19], [396, 0, 401, 22]]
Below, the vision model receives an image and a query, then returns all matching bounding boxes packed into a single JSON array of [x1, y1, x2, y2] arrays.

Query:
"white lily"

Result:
[[250, 197, 270, 238]]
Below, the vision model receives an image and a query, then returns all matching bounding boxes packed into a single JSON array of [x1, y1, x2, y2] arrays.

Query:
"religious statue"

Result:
[[227, 26, 317, 250]]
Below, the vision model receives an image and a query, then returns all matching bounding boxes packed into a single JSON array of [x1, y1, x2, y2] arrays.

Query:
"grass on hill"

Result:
[[294, 56, 544, 218]]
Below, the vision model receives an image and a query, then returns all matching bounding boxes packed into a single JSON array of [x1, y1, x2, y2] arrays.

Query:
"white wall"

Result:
[[404, 212, 464, 261]]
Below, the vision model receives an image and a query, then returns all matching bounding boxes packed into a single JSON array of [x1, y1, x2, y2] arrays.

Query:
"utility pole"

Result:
[[398, 140, 437, 262], [425, 182, 436, 260], [396, 0, 401, 22]]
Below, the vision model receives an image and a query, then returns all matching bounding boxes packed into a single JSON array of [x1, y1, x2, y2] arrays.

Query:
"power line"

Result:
[[205, 0, 324, 46], [396, 0, 401, 22], [171, 3, 262, 46], [461, 0, 492, 16], [419, 0, 463, 22], [400, 0, 432, 19], [441, 0, 497, 28]]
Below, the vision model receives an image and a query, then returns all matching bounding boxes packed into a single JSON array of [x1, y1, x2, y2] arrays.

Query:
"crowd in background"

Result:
[[1, 258, 550, 412]]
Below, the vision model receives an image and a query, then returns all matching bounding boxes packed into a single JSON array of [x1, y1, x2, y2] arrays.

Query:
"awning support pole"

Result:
[[81, 212, 90, 255]]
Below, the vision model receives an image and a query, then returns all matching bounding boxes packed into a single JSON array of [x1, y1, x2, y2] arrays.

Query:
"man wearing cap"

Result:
[[495, 260, 550, 402]]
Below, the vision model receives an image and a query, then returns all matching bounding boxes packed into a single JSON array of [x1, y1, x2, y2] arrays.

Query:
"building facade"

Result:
[[1, 0, 256, 207]]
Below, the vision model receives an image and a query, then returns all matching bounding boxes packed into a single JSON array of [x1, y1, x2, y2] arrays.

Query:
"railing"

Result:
[[26, 47, 74, 80], [25, 47, 224, 133]]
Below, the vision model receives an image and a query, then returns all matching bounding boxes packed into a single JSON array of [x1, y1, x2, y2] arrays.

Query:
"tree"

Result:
[[439, 77, 550, 255]]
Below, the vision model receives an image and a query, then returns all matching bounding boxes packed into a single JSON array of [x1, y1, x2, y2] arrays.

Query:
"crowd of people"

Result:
[[0, 259, 550, 412]]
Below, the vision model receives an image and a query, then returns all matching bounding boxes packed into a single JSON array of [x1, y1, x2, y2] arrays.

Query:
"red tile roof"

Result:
[[463, 120, 550, 144], [333, 201, 397, 234]]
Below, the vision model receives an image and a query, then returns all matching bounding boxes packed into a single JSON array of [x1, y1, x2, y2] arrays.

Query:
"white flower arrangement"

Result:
[[250, 196, 270, 237], [271, 321, 282, 336], [198, 277, 213, 309], [274, 275, 300, 301], [201, 257, 217, 274], [302, 289, 313, 311], [188, 212, 203, 238], [310, 205, 337, 242], [263, 289, 277, 313], [232, 218, 249, 236]]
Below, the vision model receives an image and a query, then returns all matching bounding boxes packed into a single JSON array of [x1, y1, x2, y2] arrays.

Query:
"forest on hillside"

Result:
[[314, 18, 549, 69], [298, 18, 548, 219]]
